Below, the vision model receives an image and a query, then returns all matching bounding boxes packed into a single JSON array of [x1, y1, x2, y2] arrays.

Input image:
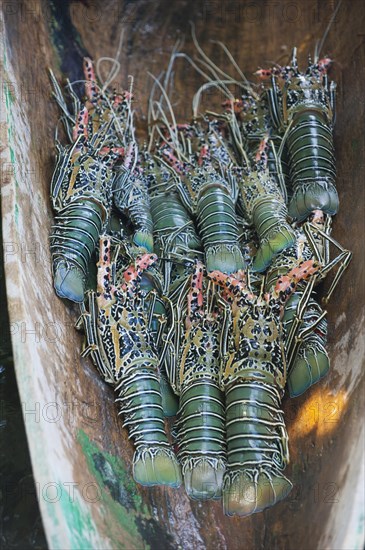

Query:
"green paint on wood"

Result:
[[58, 488, 98, 550], [3, 81, 20, 194], [77, 429, 149, 549], [77, 430, 176, 550]]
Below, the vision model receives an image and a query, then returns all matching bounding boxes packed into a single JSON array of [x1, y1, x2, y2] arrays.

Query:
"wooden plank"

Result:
[[0, 1, 364, 548]]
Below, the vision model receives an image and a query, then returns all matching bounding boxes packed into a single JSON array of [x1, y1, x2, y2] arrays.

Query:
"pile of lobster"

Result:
[[48, 40, 351, 517]]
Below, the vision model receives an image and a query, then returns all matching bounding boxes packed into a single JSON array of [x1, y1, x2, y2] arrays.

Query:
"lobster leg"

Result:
[[303, 221, 352, 304], [76, 293, 114, 385]]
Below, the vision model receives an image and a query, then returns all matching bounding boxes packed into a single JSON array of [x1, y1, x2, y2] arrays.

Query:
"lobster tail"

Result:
[[286, 112, 338, 221], [288, 180, 339, 222], [114, 170, 154, 252], [223, 466, 292, 517], [150, 190, 201, 256], [240, 169, 296, 273], [223, 381, 292, 516], [116, 366, 182, 487], [50, 200, 104, 301], [197, 185, 244, 273], [251, 196, 296, 272], [175, 381, 226, 500], [288, 340, 329, 398]]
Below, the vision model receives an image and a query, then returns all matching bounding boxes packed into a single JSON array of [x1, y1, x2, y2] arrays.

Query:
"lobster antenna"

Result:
[[125, 74, 135, 138], [121, 75, 139, 174], [98, 28, 125, 92], [179, 130, 188, 158], [66, 78, 81, 122], [269, 139, 288, 204], [192, 80, 236, 119], [170, 52, 235, 119], [148, 72, 183, 158], [97, 57, 121, 93], [173, 52, 225, 88], [314, 0, 342, 63], [127, 115, 139, 174], [150, 112, 176, 151], [163, 39, 184, 97], [49, 69, 76, 126], [171, 50, 241, 107], [190, 22, 241, 85], [154, 154, 182, 184], [210, 40, 259, 100], [152, 97, 183, 156], [291, 47, 298, 71], [169, 44, 243, 119], [147, 71, 165, 152], [228, 109, 250, 166], [194, 56, 242, 91]]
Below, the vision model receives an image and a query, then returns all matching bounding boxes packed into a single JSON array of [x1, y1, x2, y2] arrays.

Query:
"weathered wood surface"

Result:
[[0, 0, 364, 548]]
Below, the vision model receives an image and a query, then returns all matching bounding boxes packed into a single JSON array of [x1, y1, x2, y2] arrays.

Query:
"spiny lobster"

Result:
[[49, 58, 128, 302], [77, 235, 181, 487], [209, 260, 319, 516]]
